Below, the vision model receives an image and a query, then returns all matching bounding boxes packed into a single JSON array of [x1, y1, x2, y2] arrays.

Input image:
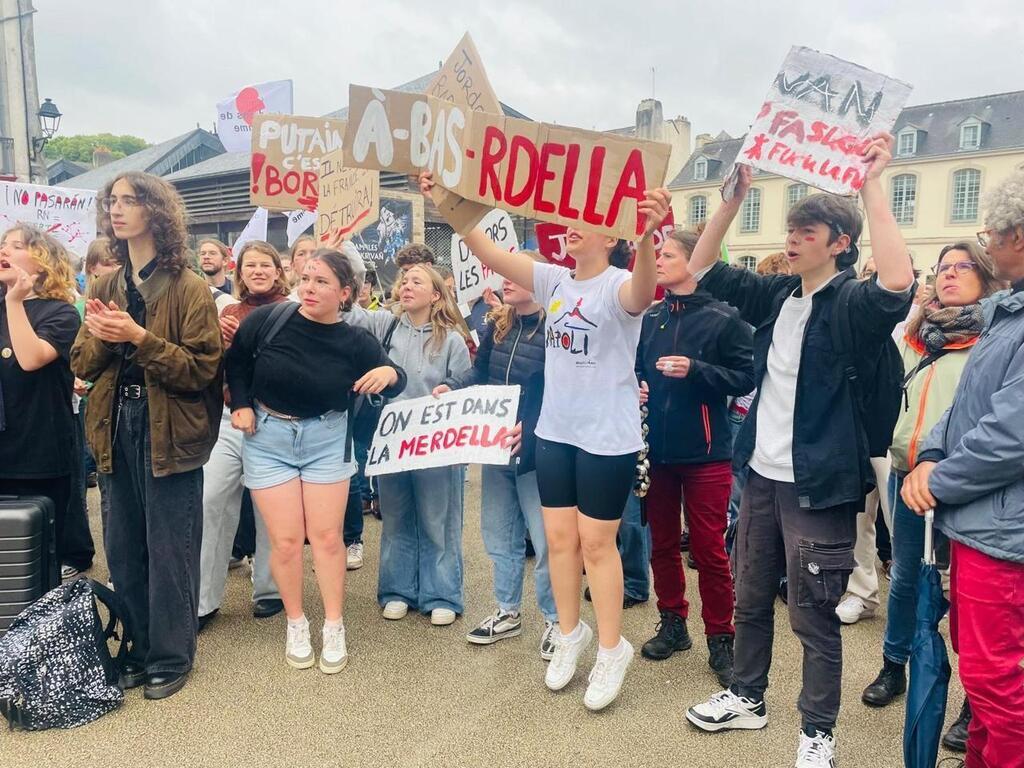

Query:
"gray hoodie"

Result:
[[364, 311, 470, 402]]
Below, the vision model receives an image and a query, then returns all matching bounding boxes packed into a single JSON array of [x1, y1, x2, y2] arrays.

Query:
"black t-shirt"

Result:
[[121, 257, 157, 387], [0, 297, 81, 478], [225, 304, 406, 418]]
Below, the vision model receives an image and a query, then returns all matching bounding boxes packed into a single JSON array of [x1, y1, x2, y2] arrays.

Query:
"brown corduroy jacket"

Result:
[[71, 263, 223, 477]]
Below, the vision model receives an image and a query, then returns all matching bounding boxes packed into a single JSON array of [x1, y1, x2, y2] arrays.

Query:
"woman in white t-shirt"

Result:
[[420, 171, 671, 711]]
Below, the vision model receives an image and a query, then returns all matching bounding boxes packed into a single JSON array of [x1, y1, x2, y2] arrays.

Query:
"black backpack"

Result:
[[830, 279, 905, 458], [0, 579, 133, 730]]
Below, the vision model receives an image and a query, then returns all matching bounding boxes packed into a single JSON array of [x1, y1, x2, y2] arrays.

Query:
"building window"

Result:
[[959, 122, 981, 151], [890, 174, 917, 225], [688, 195, 707, 226], [738, 255, 757, 271], [786, 183, 808, 212], [694, 157, 708, 181], [896, 130, 917, 157], [740, 188, 761, 233], [951, 169, 981, 223]]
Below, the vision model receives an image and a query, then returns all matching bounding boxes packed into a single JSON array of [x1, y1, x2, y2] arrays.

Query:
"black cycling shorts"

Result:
[[534, 437, 638, 521]]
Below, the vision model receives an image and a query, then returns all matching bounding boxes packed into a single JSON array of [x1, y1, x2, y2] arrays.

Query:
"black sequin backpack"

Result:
[[0, 578, 132, 730]]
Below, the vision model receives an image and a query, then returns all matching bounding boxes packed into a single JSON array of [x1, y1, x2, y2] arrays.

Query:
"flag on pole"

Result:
[[287, 209, 316, 246], [232, 207, 268, 257], [216, 80, 293, 153]]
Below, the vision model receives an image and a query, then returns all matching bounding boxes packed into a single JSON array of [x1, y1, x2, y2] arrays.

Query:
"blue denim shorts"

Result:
[[242, 406, 357, 490]]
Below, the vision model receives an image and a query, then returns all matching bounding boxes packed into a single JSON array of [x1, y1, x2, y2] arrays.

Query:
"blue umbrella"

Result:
[[903, 509, 952, 768]]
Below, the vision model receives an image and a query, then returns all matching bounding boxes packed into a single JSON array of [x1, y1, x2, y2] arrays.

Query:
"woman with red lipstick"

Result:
[[860, 241, 1003, 748], [225, 248, 405, 674], [0, 225, 81, 576], [419, 170, 672, 711]]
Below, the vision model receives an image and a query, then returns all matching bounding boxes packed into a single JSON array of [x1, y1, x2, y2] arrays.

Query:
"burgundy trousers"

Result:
[[646, 460, 735, 636]]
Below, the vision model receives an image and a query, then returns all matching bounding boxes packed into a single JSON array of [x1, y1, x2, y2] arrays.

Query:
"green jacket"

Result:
[[889, 331, 976, 473], [71, 264, 223, 477]]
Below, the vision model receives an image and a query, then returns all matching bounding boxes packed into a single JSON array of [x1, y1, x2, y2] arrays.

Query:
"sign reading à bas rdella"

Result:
[[732, 46, 912, 196], [343, 87, 671, 241]]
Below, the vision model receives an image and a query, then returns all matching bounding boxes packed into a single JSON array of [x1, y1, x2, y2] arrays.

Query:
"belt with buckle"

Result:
[[120, 384, 147, 400], [255, 400, 301, 420]]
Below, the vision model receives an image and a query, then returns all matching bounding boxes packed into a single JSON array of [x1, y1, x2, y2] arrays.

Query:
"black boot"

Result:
[[641, 611, 692, 660], [707, 634, 734, 687], [861, 656, 906, 707], [942, 697, 971, 753]]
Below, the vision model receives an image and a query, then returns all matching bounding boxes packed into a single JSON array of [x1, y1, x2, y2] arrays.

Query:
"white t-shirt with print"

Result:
[[532, 262, 644, 456]]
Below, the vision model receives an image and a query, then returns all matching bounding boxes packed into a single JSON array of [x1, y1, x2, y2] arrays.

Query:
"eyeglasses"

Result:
[[933, 261, 978, 276], [100, 195, 145, 212], [976, 230, 994, 248]]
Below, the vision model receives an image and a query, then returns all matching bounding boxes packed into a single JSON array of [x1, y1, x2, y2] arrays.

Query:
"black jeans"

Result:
[[106, 398, 203, 676], [732, 470, 857, 731], [64, 408, 96, 570]]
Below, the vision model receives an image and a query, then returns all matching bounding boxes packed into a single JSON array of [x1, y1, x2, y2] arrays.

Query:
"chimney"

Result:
[[92, 146, 115, 168], [635, 99, 663, 141], [694, 133, 713, 149]]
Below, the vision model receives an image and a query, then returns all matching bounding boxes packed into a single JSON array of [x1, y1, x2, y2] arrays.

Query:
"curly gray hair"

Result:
[[983, 168, 1024, 234]]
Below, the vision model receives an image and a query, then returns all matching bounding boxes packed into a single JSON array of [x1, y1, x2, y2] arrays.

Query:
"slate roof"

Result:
[[670, 90, 1024, 188], [69, 129, 224, 190]]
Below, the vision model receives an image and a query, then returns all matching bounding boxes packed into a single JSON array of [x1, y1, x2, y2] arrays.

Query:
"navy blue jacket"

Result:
[[636, 290, 754, 465], [444, 310, 545, 474], [700, 262, 912, 510]]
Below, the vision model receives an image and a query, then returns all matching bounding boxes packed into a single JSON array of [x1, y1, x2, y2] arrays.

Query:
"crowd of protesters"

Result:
[[0, 131, 1021, 767]]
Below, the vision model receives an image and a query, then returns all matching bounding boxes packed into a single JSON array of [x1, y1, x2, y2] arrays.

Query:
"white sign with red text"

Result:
[[450, 208, 518, 305], [365, 386, 520, 477]]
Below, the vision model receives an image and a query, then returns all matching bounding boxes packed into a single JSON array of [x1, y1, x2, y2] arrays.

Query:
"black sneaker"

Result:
[[707, 634, 734, 687], [641, 610, 693, 660], [466, 609, 522, 645], [862, 656, 906, 707], [941, 697, 971, 753]]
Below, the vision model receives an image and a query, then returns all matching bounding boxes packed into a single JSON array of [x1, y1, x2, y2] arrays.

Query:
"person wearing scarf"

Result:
[[861, 241, 1005, 751], [197, 241, 291, 629]]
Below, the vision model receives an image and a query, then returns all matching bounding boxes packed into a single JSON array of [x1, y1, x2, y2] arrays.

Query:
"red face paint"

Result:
[[804, 235, 817, 242]]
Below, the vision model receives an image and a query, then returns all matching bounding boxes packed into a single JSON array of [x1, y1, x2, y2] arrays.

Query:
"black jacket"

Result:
[[700, 262, 912, 510], [444, 310, 545, 474], [636, 289, 754, 465]]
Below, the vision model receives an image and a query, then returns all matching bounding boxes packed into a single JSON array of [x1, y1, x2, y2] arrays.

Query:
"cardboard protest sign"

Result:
[[250, 115, 347, 212], [0, 181, 96, 257], [426, 32, 504, 234], [217, 80, 293, 153], [365, 385, 520, 476], [450, 208, 518, 305], [315, 146, 379, 243], [345, 90, 672, 240], [351, 190, 424, 292], [733, 46, 912, 196]]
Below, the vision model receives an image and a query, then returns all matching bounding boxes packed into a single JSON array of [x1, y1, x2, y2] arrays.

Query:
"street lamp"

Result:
[[31, 98, 62, 160]]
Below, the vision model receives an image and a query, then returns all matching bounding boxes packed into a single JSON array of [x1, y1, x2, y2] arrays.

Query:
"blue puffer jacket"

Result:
[[443, 309, 545, 474], [919, 288, 1024, 563]]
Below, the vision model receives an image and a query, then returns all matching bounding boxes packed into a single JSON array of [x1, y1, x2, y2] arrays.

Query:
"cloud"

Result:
[[32, 0, 1024, 145]]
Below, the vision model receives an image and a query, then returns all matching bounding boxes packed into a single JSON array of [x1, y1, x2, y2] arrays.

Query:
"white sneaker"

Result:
[[544, 621, 593, 691], [835, 595, 875, 625], [796, 728, 837, 767], [431, 608, 457, 626], [319, 622, 348, 674], [346, 542, 364, 571], [540, 620, 558, 661], [285, 617, 315, 670], [686, 688, 769, 732], [584, 639, 634, 711], [382, 601, 409, 620]]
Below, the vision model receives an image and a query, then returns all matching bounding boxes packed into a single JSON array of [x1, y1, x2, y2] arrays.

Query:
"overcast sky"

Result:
[[33, 0, 1024, 144]]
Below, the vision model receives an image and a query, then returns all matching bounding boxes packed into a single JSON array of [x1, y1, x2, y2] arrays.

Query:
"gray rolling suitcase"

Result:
[[0, 496, 59, 636]]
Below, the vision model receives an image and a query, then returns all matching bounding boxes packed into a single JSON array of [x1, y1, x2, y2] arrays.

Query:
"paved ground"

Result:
[[3, 469, 965, 767]]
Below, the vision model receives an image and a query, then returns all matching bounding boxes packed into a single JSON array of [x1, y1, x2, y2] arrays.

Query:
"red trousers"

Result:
[[646, 461, 735, 636], [950, 541, 1024, 768]]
